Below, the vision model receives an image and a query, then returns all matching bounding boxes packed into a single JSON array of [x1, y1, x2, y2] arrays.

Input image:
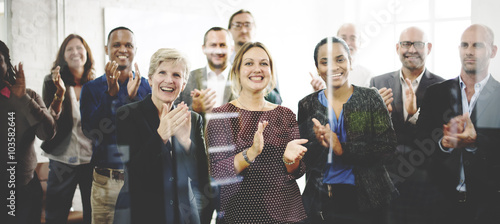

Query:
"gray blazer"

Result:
[[370, 69, 444, 146], [175, 67, 235, 113]]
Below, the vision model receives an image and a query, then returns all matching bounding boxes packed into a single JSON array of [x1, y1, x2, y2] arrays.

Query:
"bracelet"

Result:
[[242, 149, 254, 164], [283, 155, 296, 165], [53, 93, 64, 102]]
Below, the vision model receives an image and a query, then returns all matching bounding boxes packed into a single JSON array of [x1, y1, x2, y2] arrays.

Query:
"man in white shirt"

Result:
[[310, 23, 373, 91], [174, 27, 233, 224], [176, 27, 234, 116]]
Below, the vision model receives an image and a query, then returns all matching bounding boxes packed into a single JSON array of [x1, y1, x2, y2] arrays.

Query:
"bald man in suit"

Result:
[[370, 26, 444, 223]]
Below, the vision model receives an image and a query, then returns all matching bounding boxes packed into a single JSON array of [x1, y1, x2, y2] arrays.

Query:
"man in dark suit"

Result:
[[370, 26, 444, 223], [417, 24, 500, 224]]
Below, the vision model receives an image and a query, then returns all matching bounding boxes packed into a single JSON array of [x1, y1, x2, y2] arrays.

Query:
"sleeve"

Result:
[[206, 109, 240, 182], [42, 75, 56, 113], [12, 89, 56, 141], [340, 89, 397, 166], [265, 87, 282, 105], [369, 76, 376, 88], [80, 79, 150, 142], [286, 110, 306, 180], [298, 98, 330, 172], [80, 82, 117, 141]]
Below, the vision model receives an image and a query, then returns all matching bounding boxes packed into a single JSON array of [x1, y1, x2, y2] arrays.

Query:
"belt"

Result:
[[457, 191, 466, 203], [94, 167, 124, 181]]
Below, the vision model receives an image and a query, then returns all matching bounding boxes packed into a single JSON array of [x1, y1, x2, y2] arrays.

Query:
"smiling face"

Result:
[[397, 27, 431, 72], [317, 42, 351, 89], [149, 61, 186, 106], [203, 30, 231, 70], [238, 47, 272, 94], [105, 29, 136, 70], [64, 38, 87, 71]]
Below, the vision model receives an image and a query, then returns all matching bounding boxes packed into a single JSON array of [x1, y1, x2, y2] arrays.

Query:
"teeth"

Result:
[[160, 87, 174, 92], [117, 56, 127, 59], [330, 73, 342, 77], [249, 76, 263, 81]]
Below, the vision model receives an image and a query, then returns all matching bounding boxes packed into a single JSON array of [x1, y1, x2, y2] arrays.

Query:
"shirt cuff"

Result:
[[407, 108, 420, 125], [439, 138, 454, 153]]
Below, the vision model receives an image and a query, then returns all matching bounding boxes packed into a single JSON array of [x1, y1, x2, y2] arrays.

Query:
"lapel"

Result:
[[198, 67, 208, 90], [222, 73, 234, 104], [470, 76, 500, 124], [141, 95, 176, 162], [390, 71, 404, 117], [141, 94, 161, 134], [449, 77, 463, 117], [416, 69, 433, 107]]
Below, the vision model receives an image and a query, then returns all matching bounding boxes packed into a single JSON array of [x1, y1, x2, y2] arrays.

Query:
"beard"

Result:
[[208, 59, 226, 70]]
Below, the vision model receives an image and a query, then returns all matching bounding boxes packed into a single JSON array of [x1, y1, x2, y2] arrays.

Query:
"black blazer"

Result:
[[370, 69, 444, 145], [116, 94, 208, 224], [417, 76, 500, 213]]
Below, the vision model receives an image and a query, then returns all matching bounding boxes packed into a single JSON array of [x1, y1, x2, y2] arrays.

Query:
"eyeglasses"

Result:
[[400, 41, 427, 49], [231, 22, 253, 30]]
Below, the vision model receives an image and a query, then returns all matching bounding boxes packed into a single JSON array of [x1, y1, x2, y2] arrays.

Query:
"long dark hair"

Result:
[[51, 34, 95, 86], [0, 40, 16, 85]]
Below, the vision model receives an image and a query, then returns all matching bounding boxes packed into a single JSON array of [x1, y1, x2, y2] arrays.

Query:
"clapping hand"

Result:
[[283, 139, 308, 164], [442, 113, 476, 149], [52, 66, 66, 96], [378, 87, 394, 113], [11, 62, 26, 98], [312, 118, 342, 155], [157, 102, 191, 149], [127, 63, 142, 99], [105, 61, 121, 97], [191, 88, 216, 113]]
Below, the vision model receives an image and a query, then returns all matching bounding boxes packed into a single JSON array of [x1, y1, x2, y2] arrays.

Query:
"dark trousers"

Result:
[[6, 171, 43, 224], [307, 184, 388, 224], [45, 160, 93, 224], [438, 191, 500, 224]]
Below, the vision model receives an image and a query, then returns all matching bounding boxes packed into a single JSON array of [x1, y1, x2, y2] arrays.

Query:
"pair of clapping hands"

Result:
[[441, 113, 477, 149]]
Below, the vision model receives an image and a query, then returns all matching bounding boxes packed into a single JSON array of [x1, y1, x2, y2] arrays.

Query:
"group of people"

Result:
[[1, 8, 499, 224]]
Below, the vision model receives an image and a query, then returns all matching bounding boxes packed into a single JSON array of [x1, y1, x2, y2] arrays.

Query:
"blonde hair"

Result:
[[148, 48, 190, 82], [230, 42, 276, 96]]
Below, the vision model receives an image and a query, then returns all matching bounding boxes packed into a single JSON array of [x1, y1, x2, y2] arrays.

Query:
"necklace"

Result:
[[237, 97, 266, 111]]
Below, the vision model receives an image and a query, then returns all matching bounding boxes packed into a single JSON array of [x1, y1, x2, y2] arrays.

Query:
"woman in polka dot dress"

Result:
[[206, 42, 308, 224]]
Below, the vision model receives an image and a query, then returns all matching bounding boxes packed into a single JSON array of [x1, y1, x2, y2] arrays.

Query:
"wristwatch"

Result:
[[243, 149, 254, 164]]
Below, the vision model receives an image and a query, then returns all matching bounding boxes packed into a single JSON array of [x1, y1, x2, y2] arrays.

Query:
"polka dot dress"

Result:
[[206, 103, 307, 224]]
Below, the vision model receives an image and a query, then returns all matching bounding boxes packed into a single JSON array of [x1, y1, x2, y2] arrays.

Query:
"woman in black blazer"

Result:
[[115, 48, 209, 224]]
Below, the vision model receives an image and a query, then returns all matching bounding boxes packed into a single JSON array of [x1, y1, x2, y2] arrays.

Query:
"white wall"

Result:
[[472, 0, 500, 81]]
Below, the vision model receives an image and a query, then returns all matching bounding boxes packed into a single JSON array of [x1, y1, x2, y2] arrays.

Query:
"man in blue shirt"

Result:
[[80, 26, 151, 224]]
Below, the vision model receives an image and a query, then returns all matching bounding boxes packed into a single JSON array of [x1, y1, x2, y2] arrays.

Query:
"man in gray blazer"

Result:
[[176, 27, 235, 120], [175, 26, 233, 224], [370, 26, 444, 223]]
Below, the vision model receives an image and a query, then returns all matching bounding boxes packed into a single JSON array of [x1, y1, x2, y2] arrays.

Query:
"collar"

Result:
[[206, 65, 230, 80], [459, 73, 490, 92], [0, 86, 11, 98], [399, 68, 425, 85]]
